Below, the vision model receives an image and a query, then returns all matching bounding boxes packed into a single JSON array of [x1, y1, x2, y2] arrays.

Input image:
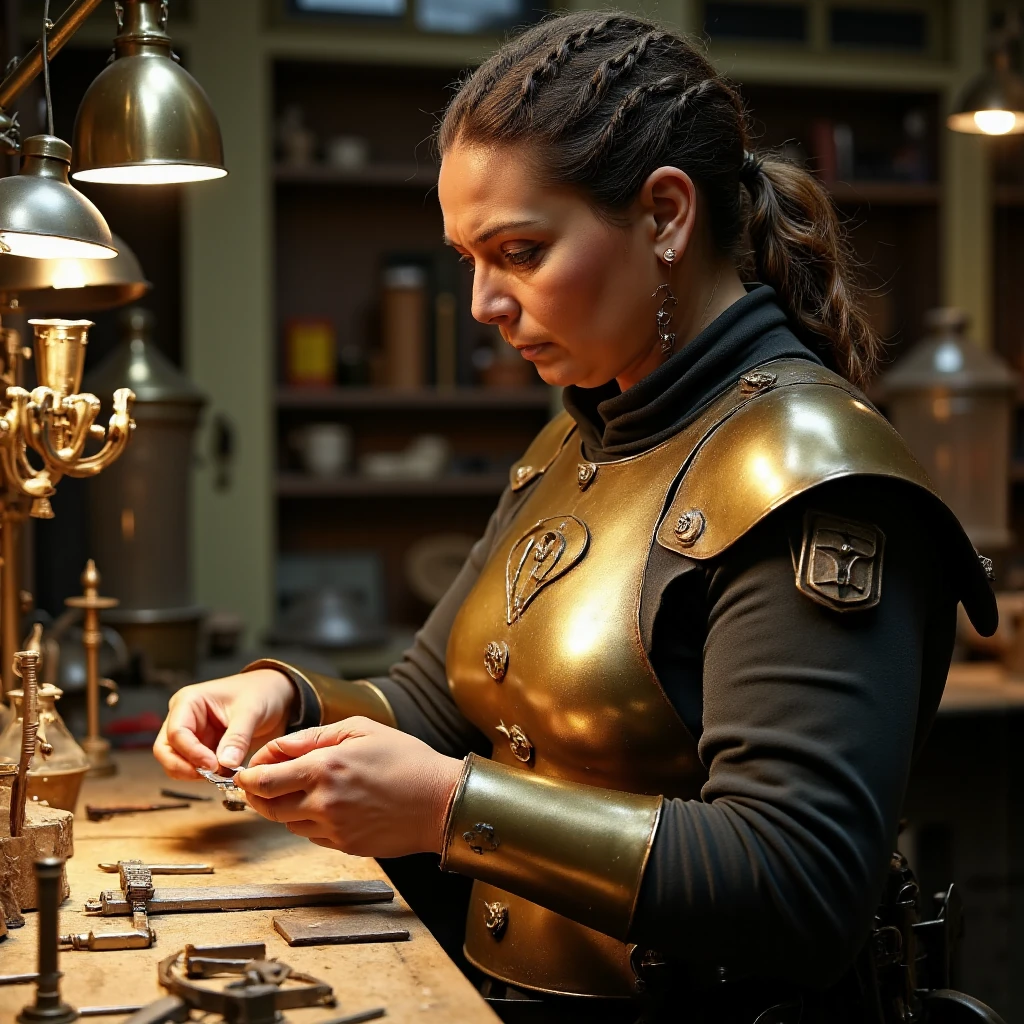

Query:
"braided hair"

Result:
[[438, 12, 880, 384]]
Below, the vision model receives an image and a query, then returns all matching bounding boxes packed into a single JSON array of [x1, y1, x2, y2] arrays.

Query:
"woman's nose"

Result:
[[471, 272, 518, 326]]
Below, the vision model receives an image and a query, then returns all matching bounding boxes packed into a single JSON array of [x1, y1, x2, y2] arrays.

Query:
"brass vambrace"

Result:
[[242, 658, 396, 728], [441, 753, 663, 940]]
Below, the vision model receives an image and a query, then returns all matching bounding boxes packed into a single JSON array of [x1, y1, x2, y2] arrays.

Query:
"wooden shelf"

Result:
[[277, 386, 554, 410], [827, 181, 940, 205], [274, 162, 438, 187], [276, 472, 509, 497]]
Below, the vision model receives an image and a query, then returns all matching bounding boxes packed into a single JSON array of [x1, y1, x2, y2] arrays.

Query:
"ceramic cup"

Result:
[[296, 423, 352, 478]]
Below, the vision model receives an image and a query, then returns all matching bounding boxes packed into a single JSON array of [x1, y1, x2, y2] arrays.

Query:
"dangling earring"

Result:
[[652, 283, 677, 357]]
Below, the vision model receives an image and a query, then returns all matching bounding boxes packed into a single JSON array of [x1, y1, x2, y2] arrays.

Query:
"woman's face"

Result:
[[439, 142, 682, 390]]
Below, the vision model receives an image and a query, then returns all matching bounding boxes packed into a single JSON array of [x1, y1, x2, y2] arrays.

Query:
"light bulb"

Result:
[[73, 164, 228, 186], [973, 109, 1018, 134], [0, 232, 117, 260]]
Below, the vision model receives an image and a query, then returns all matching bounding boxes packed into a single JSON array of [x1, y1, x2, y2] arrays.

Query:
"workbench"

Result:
[[0, 751, 498, 1024]]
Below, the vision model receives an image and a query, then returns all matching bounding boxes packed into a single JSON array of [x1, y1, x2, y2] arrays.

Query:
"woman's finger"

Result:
[[246, 790, 311, 824], [235, 756, 316, 800], [163, 706, 219, 771], [215, 701, 271, 769]]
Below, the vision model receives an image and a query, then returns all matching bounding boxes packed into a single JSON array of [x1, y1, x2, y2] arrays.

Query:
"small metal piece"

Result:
[[739, 370, 778, 393], [980, 554, 995, 581], [159, 788, 212, 802], [673, 509, 706, 547], [483, 641, 509, 682], [652, 282, 677, 356], [484, 901, 508, 940], [86, 801, 189, 821], [662, 247, 676, 264], [272, 915, 410, 948], [78, 1006, 149, 1018], [196, 765, 247, 811], [496, 721, 533, 763], [185, 941, 265, 962], [462, 823, 500, 855], [577, 462, 597, 490], [121, 996, 189, 1024], [99, 862, 213, 874], [0, 973, 38, 985], [60, 928, 154, 951]]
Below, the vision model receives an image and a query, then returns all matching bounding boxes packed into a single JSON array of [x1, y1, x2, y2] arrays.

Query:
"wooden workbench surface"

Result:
[[0, 751, 498, 1024]]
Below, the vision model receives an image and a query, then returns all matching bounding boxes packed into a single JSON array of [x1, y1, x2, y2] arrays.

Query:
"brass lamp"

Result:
[[0, 233, 149, 313], [72, 0, 226, 185], [0, 136, 116, 260], [948, 10, 1024, 135]]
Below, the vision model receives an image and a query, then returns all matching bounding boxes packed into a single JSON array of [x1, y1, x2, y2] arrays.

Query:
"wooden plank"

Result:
[[0, 751, 498, 1024]]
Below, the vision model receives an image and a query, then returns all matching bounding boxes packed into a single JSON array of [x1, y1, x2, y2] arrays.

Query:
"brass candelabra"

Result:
[[0, 317, 135, 710]]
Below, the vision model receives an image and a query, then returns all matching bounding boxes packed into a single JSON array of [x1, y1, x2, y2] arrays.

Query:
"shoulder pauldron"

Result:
[[655, 360, 997, 636]]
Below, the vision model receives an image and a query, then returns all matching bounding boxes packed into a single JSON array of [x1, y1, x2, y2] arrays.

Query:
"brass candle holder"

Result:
[[0, 318, 134, 714], [65, 560, 119, 777]]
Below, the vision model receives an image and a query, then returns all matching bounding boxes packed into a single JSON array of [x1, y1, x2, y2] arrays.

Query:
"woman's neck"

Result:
[[615, 263, 748, 393]]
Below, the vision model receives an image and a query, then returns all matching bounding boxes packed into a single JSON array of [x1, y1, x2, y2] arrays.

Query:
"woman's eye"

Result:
[[503, 246, 539, 268]]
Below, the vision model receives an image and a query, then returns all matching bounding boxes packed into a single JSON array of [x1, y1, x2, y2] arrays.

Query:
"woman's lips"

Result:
[[515, 342, 551, 361]]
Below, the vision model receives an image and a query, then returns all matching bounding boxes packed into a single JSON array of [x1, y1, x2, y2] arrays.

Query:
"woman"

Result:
[[155, 12, 996, 1022]]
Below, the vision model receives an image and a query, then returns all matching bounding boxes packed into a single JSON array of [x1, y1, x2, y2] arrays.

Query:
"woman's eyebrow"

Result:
[[443, 219, 543, 247]]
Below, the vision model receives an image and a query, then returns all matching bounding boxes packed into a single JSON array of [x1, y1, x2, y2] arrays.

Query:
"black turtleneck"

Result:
[[288, 289, 955, 993], [563, 284, 820, 460]]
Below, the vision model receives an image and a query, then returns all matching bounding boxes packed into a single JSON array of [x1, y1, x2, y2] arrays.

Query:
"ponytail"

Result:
[[743, 156, 882, 385]]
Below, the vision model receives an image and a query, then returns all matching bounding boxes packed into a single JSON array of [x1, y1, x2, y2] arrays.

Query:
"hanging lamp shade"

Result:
[[0, 233, 149, 312], [0, 135, 117, 260], [71, 0, 226, 185], [948, 50, 1024, 135]]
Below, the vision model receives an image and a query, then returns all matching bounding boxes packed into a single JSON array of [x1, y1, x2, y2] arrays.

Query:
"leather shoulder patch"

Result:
[[796, 510, 885, 612]]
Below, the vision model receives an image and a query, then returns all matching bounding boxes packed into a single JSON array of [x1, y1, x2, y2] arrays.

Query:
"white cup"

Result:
[[296, 424, 352, 478]]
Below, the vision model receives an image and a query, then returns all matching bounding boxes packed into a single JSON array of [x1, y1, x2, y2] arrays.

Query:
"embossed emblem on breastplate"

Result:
[[505, 515, 589, 625]]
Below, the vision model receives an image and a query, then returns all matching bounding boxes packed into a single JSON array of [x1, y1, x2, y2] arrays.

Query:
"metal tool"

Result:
[[64, 860, 214, 952], [195, 766, 247, 811], [86, 801, 190, 821], [17, 857, 78, 1024], [159, 788, 212, 803], [85, 878, 394, 917]]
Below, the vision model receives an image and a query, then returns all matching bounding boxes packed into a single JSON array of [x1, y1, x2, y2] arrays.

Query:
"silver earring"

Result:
[[662, 247, 677, 264], [652, 283, 677, 357]]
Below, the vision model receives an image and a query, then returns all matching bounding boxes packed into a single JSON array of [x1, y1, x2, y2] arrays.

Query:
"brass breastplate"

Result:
[[446, 427, 704, 997]]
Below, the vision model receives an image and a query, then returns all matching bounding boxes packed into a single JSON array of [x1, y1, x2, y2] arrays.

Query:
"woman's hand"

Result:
[[153, 669, 297, 779], [236, 718, 464, 859]]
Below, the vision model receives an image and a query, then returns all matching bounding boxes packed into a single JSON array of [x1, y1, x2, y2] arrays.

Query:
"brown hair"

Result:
[[437, 11, 880, 384]]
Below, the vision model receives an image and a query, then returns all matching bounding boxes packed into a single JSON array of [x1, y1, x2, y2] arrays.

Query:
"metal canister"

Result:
[[84, 308, 207, 681]]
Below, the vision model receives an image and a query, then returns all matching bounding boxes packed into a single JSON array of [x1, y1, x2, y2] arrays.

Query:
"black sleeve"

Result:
[[630, 484, 955, 987], [288, 486, 525, 758]]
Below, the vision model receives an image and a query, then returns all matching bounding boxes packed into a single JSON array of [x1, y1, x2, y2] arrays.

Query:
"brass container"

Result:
[[0, 685, 89, 812], [27, 318, 92, 398]]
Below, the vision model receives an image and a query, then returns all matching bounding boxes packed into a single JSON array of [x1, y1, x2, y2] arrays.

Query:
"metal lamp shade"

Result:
[[0, 233, 149, 312], [71, 0, 225, 185], [948, 56, 1024, 135], [0, 136, 116, 260]]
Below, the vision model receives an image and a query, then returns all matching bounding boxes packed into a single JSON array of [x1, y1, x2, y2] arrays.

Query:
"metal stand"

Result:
[[17, 857, 78, 1024]]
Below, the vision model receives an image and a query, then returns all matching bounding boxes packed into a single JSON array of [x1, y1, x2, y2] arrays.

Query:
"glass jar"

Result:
[[0, 685, 89, 812]]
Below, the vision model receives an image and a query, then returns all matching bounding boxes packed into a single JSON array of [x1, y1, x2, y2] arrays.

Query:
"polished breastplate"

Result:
[[446, 420, 705, 997]]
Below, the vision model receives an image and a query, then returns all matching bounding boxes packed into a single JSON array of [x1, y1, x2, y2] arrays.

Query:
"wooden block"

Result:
[[0, 803, 73, 920], [273, 907, 411, 947]]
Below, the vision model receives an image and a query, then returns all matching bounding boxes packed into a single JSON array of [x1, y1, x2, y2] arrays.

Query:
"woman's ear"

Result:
[[640, 166, 698, 262]]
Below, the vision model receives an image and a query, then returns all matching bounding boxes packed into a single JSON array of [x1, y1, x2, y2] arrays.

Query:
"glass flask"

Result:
[[0, 685, 89, 812]]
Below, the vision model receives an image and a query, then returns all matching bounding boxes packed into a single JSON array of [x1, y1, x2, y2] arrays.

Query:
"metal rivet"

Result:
[[496, 721, 533, 763], [514, 464, 533, 483], [673, 509, 706, 547], [739, 370, 777, 394], [484, 641, 509, 682], [463, 823, 499, 854], [484, 901, 508, 940], [577, 462, 597, 490]]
